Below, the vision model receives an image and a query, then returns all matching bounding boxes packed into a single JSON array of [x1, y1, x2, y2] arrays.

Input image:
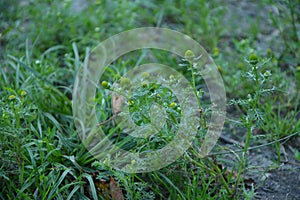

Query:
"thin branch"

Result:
[[97, 111, 121, 126]]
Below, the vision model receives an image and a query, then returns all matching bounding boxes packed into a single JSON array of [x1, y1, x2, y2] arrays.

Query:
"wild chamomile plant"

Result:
[[223, 52, 282, 196], [0, 89, 34, 189], [229, 53, 277, 153], [99, 72, 181, 153], [182, 50, 236, 198], [95, 49, 236, 199]]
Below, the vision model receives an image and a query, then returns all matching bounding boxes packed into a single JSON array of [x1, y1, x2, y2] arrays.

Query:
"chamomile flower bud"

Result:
[[8, 95, 16, 100], [184, 50, 195, 63], [249, 53, 258, 65], [142, 81, 147, 87], [213, 47, 219, 57], [20, 90, 27, 96], [101, 81, 109, 88], [170, 102, 177, 108], [120, 77, 130, 87], [142, 72, 149, 78]]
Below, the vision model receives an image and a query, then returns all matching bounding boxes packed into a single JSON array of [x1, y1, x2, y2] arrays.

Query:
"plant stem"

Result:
[[243, 125, 252, 154], [188, 151, 232, 196], [189, 62, 201, 108], [207, 158, 232, 195]]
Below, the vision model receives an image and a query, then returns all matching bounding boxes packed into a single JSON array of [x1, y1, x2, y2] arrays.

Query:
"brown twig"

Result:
[[219, 135, 245, 148], [97, 111, 121, 126]]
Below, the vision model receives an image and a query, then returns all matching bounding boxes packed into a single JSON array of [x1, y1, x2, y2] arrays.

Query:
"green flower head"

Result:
[[8, 95, 16, 100], [101, 81, 109, 88], [213, 47, 219, 57], [20, 90, 27, 96], [184, 50, 195, 62], [142, 81, 147, 87], [142, 72, 149, 78], [120, 77, 130, 86], [249, 53, 258, 65], [170, 102, 177, 108]]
